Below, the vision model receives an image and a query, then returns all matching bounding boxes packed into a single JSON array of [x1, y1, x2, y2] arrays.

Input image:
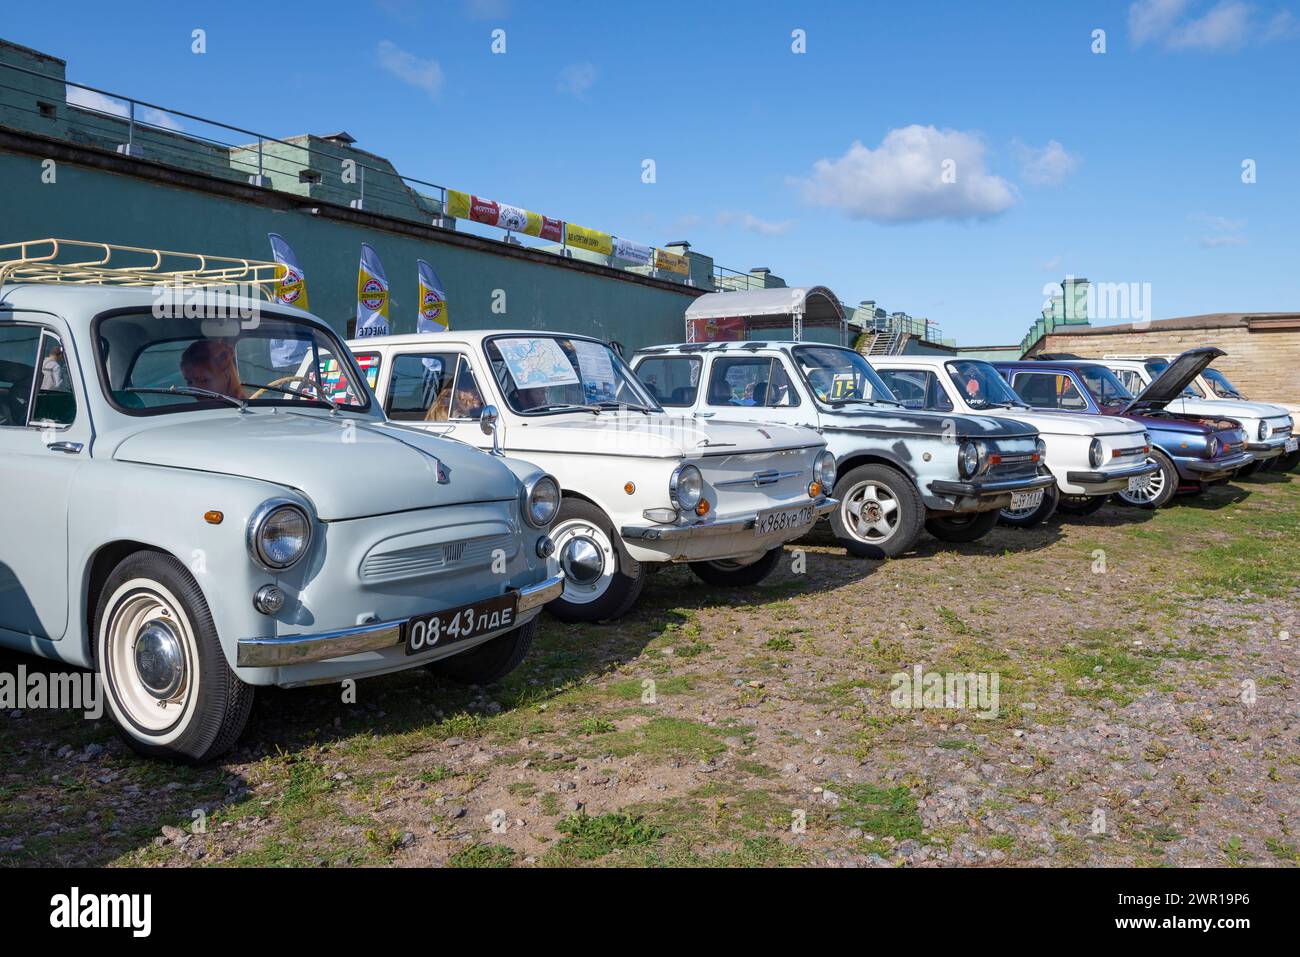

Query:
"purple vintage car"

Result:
[[993, 348, 1253, 508]]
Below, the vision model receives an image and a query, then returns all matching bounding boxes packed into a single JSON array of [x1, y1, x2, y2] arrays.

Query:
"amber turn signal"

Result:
[[204, 511, 224, 525], [808, 481, 822, 498], [624, 482, 636, 495], [695, 499, 711, 516]]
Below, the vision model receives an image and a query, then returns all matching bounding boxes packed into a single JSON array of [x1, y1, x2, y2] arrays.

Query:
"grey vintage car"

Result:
[[632, 342, 1053, 558], [0, 250, 562, 763]]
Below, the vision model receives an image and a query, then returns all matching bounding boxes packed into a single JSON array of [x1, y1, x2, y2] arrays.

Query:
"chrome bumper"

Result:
[[235, 574, 565, 668], [621, 497, 837, 542], [1182, 450, 1254, 477], [929, 473, 1056, 499], [1245, 441, 1286, 460], [1066, 460, 1160, 484]]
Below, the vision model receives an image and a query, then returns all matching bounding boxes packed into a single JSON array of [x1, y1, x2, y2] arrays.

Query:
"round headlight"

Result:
[[1206, 436, 1220, 458], [249, 502, 312, 570], [1142, 431, 1153, 453], [670, 464, 704, 511], [958, 441, 981, 479], [814, 449, 837, 489], [523, 474, 560, 529], [1035, 437, 1047, 461], [1258, 420, 1270, 441], [1088, 438, 1105, 468]]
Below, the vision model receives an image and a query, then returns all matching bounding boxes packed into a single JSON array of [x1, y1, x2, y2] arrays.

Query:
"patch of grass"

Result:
[[449, 842, 518, 868], [599, 717, 731, 760], [833, 783, 923, 842], [549, 811, 664, 862], [763, 636, 795, 652], [576, 716, 616, 736]]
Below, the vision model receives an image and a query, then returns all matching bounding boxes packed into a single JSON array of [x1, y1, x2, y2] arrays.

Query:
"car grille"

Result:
[[986, 439, 1039, 480], [360, 533, 516, 584], [1268, 418, 1292, 438]]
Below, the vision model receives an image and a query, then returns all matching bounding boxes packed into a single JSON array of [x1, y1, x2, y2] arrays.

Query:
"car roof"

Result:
[[994, 359, 1107, 372], [0, 282, 313, 324], [346, 329, 608, 348], [634, 340, 843, 355]]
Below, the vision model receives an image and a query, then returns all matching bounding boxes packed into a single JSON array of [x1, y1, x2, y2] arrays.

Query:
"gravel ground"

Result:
[[2, 473, 1298, 868]]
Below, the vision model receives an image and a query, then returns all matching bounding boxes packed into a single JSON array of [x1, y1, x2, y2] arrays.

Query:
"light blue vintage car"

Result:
[[632, 342, 1054, 558], [0, 245, 563, 763]]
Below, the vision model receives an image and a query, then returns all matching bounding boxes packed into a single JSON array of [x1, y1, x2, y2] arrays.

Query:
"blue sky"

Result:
[[6, 0, 1300, 344]]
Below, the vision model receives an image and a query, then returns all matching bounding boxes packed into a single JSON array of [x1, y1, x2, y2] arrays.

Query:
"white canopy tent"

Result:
[[684, 285, 848, 343]]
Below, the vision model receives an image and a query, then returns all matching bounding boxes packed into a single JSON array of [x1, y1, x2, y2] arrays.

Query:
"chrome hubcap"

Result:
[[561, 536, 605, 585], [843, 481, 900, 542], [134, 620, 184, 699]]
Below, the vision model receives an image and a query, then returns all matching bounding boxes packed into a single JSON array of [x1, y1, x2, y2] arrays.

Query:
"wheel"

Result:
[[830, 464, 926, 559], [1116, 452, 1177, 508], [1269, 449, 1299, 473], [426, 617, 537, 685], [689, 546, 782, 587], [94, 551, 253, 763], [1234, 459, 1263, 480], [925, 509, 999, 543], [546, 498, 644, 622], [1056, 493, 1109, 516], [998, 483, 1058, 528]]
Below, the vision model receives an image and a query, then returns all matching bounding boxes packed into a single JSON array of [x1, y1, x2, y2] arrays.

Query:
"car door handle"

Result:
[[46, 441, 84, 454]]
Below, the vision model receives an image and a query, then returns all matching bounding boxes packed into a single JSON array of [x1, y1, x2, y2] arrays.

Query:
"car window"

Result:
[[791, 345, 896, 404], [484, 335, 660, 414], [1012, 371, 1089, 411], [878, 368, 953, 411], [0, 325, 41, 428], [100, 311, 371, 413], [31, 333, 76, 427], [448, 358, 486, 420], [385, 352, 460, 421], [635, 356, 701, 408], [706, 357, 800, 408]]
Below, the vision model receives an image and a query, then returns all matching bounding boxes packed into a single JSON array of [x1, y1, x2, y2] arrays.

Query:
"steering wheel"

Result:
[[247, 375, 325, 401]]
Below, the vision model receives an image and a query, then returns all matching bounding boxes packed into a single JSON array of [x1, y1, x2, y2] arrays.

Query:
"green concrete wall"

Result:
[[0, 147, 700, 350]]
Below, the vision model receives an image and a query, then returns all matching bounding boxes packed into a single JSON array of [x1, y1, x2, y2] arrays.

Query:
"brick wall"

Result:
[[1033, 324, 1300, 403]]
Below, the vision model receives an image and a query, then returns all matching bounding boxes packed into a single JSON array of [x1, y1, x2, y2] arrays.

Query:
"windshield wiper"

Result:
[[125, 386, 247, 412], [598, 401, 653, 414], [825, 396, 902, 408], [244, 381, 339, 413], [534, 403, 603, 414]]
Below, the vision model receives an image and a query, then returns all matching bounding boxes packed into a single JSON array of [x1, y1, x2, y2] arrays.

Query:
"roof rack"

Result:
[[0, 238, 283, 296]]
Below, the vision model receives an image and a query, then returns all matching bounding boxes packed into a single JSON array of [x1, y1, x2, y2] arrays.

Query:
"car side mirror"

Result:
[[480, 405, 502, 455]]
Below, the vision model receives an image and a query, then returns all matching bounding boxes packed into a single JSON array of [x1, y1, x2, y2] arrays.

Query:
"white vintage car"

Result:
[[0, 241, 563, 763], [872, 356, 1158, 526], [348, 332, 836, 622], [1102, 353, 1297, 474]]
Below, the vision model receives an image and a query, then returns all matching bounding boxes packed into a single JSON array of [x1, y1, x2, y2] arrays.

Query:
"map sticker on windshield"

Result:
[[496, 337, 580, 388], [572, 339, 617, 402]]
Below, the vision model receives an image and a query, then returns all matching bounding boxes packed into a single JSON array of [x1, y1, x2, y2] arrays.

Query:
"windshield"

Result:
[[1077, 365, 1135, 409], [484, 335, 661, 414], [95, 311, 371, 414], [1201, 367, 1244, 398], [792, 346, 897, 405], [946, 360, 1025, 409], [1143, 359, 1202, 397]]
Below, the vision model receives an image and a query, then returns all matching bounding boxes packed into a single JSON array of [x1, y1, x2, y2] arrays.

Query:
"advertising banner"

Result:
[[355, 243, 390, 339], [267, 233, 311, 368], [611, 236, 652, 265], [654, 247, 690, 276], [565, 223, 614, 256], [417, 259, 449, 331]]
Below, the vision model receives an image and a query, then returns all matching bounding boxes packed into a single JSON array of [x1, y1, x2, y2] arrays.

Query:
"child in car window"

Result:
[[180, 339, 244, 399]]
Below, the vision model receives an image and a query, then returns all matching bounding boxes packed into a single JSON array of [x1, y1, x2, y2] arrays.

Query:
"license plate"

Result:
[[403, 593, 518, 656], [1287, 438, 1298, 453], [755, 505, 815, 536], [1009, 489, 1044, 511], [1128, 474, 1152, 492]]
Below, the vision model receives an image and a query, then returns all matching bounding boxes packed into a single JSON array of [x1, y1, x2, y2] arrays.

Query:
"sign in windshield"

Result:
[[485, 335, 660, 414]]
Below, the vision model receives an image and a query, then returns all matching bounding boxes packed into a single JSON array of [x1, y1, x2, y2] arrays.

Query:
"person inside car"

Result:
[[180, 338, 244, 399]]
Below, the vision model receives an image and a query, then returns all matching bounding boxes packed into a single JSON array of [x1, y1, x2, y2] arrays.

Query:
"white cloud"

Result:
[[1043, 255, 1063, 271], [556, 62, 597, 97], [789, 125, 1017, 224], [1014, 139, 1082, 186], [1129, 0, 1192, 44], [377, 40, 444, 98], [1169, 1, 1252, 49], [1129, 0, 1290, 51], [66, 86, 184, 131], [464, 0, 510, 18], [716, 211, 795, 236], [1190, 212, 1247, 247]]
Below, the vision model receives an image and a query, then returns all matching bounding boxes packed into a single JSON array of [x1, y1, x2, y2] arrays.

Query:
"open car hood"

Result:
[[1123, 347, 1224, 414]]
